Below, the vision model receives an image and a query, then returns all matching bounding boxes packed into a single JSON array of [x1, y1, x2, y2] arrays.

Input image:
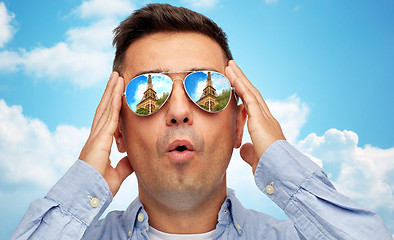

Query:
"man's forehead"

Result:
[[121, 32, 227, 80]]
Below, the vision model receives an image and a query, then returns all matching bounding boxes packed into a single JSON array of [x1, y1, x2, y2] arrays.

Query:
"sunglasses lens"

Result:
[[185, 71, 232, 113], [125, 74, 172, 116]]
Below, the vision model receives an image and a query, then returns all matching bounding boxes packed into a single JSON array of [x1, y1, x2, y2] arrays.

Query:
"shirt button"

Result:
[[138, 213, 144, 222], [265, 182, 275, 195], [89, 197, 100, 208], [128, 230, 131, 237]]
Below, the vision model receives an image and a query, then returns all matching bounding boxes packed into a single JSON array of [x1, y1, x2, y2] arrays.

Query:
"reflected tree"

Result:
[[213, 89, 231, 111], [136, 108, 149, 115]]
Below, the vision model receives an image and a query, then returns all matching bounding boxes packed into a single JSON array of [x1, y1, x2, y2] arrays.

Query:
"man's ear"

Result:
[[234, 103, 247, 149], [114, 119, 126, 153]]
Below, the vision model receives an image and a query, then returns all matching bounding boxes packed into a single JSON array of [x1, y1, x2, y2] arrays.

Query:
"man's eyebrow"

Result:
[[131, 68, 170, 79], [186, 67, 221, 73], [130, 67, 222, 79]]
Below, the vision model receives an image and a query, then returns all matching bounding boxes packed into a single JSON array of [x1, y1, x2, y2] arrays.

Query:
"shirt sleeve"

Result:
[[9, 160, 113, 240], [254, 140, 391, 240]]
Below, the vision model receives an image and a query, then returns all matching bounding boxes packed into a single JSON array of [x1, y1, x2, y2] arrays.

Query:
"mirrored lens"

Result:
[[184, 71, 232, 113], [125, 73, 172, 116]]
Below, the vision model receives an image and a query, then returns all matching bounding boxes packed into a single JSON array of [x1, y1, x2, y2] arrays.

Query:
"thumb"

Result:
[[240, 143, 259, 174], [115, 156, 133, 182]]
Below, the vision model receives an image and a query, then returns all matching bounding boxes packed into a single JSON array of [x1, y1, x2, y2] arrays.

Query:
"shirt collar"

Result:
[[121, 188, 247, 236], [224, 188, 246, 235], [122, 197, 149, 233]]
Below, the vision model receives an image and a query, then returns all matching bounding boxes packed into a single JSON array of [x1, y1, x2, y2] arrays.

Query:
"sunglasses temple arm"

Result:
[[231, 87, 240, 104]]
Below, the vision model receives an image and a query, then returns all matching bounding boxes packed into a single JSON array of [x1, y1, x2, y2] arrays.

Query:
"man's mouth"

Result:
[[167, 140, 194, 152], [166, 140, 195, 163]]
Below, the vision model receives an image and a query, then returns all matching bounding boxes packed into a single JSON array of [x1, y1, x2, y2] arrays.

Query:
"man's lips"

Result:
[[167, 139, 194, 152], [166, 139, 195, 163]]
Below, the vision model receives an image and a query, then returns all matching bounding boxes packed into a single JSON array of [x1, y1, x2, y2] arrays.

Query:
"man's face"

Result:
[[117, 32, 244, 210]]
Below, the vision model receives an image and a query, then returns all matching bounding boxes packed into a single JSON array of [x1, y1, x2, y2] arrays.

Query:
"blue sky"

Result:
[[0, 0, 393, 238]]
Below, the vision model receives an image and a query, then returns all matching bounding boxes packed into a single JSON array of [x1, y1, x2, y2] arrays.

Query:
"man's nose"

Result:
[[165, 80, 193, 126]]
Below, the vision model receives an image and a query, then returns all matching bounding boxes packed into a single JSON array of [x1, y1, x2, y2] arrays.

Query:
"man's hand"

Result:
[[226, 60, 286, 174], [79, 72, 133, 196]]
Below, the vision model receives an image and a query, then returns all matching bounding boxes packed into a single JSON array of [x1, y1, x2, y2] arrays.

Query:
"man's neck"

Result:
[[138, 179, 227, 234]]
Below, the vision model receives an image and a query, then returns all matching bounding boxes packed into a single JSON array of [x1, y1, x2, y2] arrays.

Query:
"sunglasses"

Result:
[[123, 70, 236, 116]]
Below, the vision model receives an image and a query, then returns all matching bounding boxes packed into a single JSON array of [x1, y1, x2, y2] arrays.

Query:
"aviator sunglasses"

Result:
[[123, 70, 236, 116]]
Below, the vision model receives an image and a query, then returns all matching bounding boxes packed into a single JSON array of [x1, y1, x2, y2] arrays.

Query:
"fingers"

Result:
[[105, 156, 134, 197], [226, 60, 272, 116], [80, 73, 130, 194], [92, 75, 125, 139], [226, 60, 285, 162], [115, 156, 134, 183], [79, 74, 124, 174], [240, 143, 259, 174], [228, 61, 262, 99], [226, 64, 264, 120], [101, 90, 122, 138], [91, 72, 119, 133]]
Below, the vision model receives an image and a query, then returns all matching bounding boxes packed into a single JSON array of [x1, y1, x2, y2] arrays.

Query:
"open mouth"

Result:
[[167, 140, 194, 152], [167, 140, 195, 162], [174, 145, 188, 152]]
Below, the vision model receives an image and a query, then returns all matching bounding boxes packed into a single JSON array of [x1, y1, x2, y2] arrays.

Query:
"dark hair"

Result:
[[112, 4, 232, 72]]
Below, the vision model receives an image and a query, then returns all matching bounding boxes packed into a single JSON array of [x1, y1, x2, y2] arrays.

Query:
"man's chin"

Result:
[[152, 178, 208, 209]]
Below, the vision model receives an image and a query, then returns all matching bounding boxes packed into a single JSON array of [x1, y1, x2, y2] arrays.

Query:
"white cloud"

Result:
[[0, 2, 16, 48], [0, 98, 134, 191], [0, 97, 138, 224], [230, 95, 393, 218], [0, 0, 134, 88], [74, 0, 134, 19], [66, 20, 116, 51], [21, 38, 113, 88], [297, 129, 394, 210], [0, 50, 21, 72], [181, 0, 220, 9], [265, 95, 321, 167], [0, 99, 90, 188], [267, 94, 310, 144]]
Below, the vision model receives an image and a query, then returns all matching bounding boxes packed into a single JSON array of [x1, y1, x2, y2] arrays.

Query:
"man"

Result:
[[10, 4, 391, 240]]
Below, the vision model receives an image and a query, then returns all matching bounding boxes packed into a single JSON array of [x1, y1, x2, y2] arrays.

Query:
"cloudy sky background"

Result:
[[0, 0, 393, 238]]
